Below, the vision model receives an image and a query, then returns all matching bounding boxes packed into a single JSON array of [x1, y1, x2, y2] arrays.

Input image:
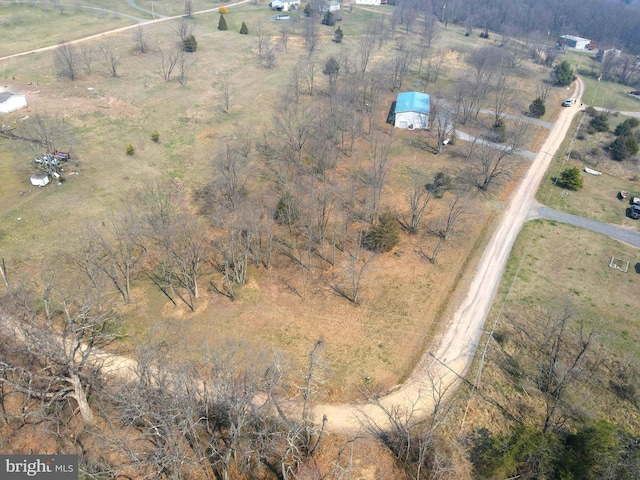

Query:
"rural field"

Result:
[[0, 2, 571, 398], [2, 0, 640, 477]]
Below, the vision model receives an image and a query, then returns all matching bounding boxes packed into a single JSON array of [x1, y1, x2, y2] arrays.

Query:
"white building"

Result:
[[269, 0, 300, 11], [319, 0, 340, 12], [30, 173, 50, 187], [559, 35, 591, 50], [394, 91, 431, 130], [0, 92, 27, 114], [355, 0, 381, 5]]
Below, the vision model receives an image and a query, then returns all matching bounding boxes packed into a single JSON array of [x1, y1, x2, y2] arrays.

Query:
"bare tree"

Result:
[[273, 98, 317, 165], [217, 73, 231, 113], [100, 43, 120, 78], [303, 17, 320, 59], [401, 174, 433, 234], [176, 17, 192, 41], [280, 23, 290, 50], [176, 50, 193, 86], [184, 0, 193, 17], [54, 40, 79, 80], [85, 210, 146, 305], [421, 13, 440, 47], [326, 232, 376, 304], [430, 98, 455, 155], [157, 46, 180, 82], [359, 25, 377, 73], [428, 196, 464, 264], [79, 43, 94, 75], [1, 281, 121, 427], [490, 74, 516, 125], [358, 373, 456, 479], [23, 113, 70, 156], [150, 213, 209, 311], [364, 135, 392, 222], [133, 25, 148, 53]]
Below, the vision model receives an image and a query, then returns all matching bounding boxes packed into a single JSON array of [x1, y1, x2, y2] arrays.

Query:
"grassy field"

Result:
[[461, 219, 640, 436], [0, 5, 594, 403], [536, 109, 640, 227]]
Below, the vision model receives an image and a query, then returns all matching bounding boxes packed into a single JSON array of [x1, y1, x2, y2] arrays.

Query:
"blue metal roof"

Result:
[[395, 91, 430, 114]]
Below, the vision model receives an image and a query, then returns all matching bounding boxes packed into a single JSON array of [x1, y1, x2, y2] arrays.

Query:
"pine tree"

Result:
[[239, 22, 248, 35], [557, 167, 583, 190], [182, 34, 197, 52], [365, 211, 400, 252], [553, 60, 574, 86], [529, 97, 546, 118], [218, 14, 228, 31], [333, 26, 343, 43]]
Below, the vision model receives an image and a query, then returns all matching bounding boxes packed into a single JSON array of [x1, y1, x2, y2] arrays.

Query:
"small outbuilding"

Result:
[[559, 35, 591, 50], [319, 0, 340, 12], [0, 92, 27, 114], [394, 91, 431, 130], [30, 173, 50, 187]]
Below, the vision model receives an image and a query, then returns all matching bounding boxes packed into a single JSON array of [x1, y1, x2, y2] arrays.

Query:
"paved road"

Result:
[[455, 130, 537, 159], [478, 109, 555, 129], [528, 203, 640, 248]]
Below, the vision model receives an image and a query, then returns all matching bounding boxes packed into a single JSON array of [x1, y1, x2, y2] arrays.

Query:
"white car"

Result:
[[562, 98, 574, 107]]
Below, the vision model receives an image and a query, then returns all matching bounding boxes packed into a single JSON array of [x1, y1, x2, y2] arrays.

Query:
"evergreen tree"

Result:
[[218, 14, 228, 31], [365, 211, 400, 252], [182, 34, 197, 52], [557, 166, 583, 190], [239, 21, 248, 34], [553, 60, 574, 86], [614, 117, 639, 136], [589, 112, 609, 132], [322, 11, 335, 26], [529, 97, 546, 118], [333, 26, 343, 43], [303, 3, 313, 17], [610, 135, 639, 161]]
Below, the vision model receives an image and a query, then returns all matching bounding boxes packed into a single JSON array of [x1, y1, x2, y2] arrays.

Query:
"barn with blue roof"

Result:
[[394, 91, 430, 130]]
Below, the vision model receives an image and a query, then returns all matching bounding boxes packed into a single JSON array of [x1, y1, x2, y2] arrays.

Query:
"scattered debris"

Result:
[[584, 167, 602, 176]]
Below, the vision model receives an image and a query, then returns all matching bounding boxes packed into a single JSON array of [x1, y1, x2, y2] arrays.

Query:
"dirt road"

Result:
[[315, 78, 586, 432]]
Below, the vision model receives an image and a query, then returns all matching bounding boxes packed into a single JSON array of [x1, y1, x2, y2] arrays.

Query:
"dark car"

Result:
[[630, 205, 640, 219]]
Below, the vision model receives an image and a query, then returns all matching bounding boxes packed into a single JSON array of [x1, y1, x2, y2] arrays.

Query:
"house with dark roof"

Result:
[[394, 91, 430, 130]]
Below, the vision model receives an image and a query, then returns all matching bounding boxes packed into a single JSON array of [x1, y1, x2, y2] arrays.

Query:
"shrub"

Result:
[[303, 3, 313, 17], [365, 211, 400, 252], [614, 118, 639, 136], [553, 60, 574, 86], [322, 11, 335, 26], [490, 119, 507, 142], [275, 193, 299, 226], [333, 26, 343, 43], [182, 34, 197, 52], [529, 97, 546, 118], [239, 22, 248, 35], [610, 135, 639, 161], [151, 131, 160, 143], [126, 143, 135, 156], [218, 14, 228, 31], [589, 112, 609, 132], [426, 171, 452, 198], [584, 106, 597, 117], [557, 166, 583, 190]]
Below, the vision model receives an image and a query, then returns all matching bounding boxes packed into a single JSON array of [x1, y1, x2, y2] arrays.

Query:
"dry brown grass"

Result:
[[0, 10, 571, 405]]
